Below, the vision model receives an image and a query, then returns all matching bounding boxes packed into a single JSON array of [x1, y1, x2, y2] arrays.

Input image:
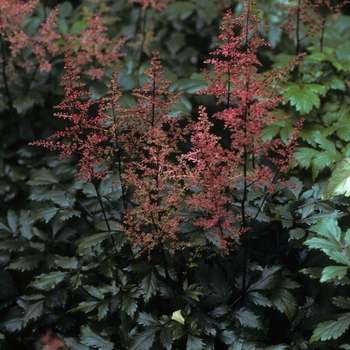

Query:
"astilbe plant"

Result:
[[30, 53, 112, 182], [1, 1, 127, 83], [119, 51, 187, 255], [31, 2, 303, 256], [181, 2, 303, 249], [31, 50, 187, 256], [21, 1, 316, 348]]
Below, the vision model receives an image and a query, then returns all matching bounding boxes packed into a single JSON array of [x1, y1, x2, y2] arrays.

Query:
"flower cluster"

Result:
[[117, 51, 186, 254], [32, 2, 303, 253], [1, 1, 127, 79], [29, 53, 113, 182], [0, 0, 38, 36], [181, 2, 302, 247], [32, 51, 186, 255]]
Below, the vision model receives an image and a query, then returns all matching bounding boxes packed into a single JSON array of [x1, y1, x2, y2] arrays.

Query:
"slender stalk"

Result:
[[93, 181, 111, 232], [25, 64, 39, 94], [250, 171, 279, 228], [112, 110, 128, 211]]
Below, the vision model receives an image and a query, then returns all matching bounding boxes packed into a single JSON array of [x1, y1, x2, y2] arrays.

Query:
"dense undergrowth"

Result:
[[1, 0, 350, 349]]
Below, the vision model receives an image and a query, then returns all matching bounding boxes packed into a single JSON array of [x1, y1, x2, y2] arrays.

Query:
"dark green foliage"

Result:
[[1, 0, 350, 349]]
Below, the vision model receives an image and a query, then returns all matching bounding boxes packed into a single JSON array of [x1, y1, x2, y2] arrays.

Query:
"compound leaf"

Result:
[[187, 334, 204, 350], [233, 308, 263, 329], [140, 271, 158, 303], [323, 158, 350, 199], [310, 312, 350, 343], [23, 299, 45, 325], [30, 271, 68, 291], [80, 326, 114, 350], [28, 168, 59, 185], [320, 266, 348, 282], [130, 328, 158, 350]]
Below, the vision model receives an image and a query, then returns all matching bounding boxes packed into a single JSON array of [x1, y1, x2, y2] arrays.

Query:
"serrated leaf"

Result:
[[31, 207, 59, 223], [247, 265, 281, 291], [271, 289, 297, 319], [70, 272, 83, 291], [64, 337, 90, 350], [141, 271, 158, 303], [7, 210, 17, 233], [326, 250, 350, 265], [298, 210, 346, 224], [320, 266, 348, 282], [54, 255, 78, 269], [304, 236, 339, 251], [187, 334, 204, 350], [247, 291, 272, 307], [300, 267, 323, 279], [305, 83, 327, 95], [219, 330, 237, 345], [121, 297, 138, 318], [31, 271, 68, 291], [0, 239, 28, 252], [311, 151, 342, 180], [209, 305, 231, 318], [211, 267, 232, 303], [159, 327, 173, 350], [295, 148, 319, 169], [30, 190, 75, 207], [313, 131, 338, 154], [228, 342, 244, 350], [69, 301, 99, 314], [332, 296, 350, 309], [6, 255, 41, 271], [77, 231, 119, 253], [315, 218, 341, 239], [289, 228, 306, 240], [28, 168, 59, 185], [323, 158, 350, 199], [98, 301, 109, 321], [233, 308, 263, 329], [59, 208, 81, 220], [22, 299, 44, 325], [323, 75, 346, 90], [130, 328, 158, 350], [80, 326, 114, 350], [284, 83, 321, 114], [84, 285, 105, 300], [310, 312, 350, 343], [137, 312, 159, 327]]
